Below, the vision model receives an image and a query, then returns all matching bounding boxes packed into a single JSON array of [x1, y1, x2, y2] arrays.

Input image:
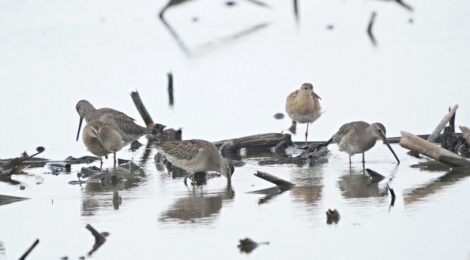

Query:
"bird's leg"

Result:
[[305, 123, 310, 145], [113, 153, 117, 169], [99, 158, 103, 170], [192, 172, 196, 186], [362, 153, 365, 164], [349, 155, 352, 166], [288, 121, 297, 134]]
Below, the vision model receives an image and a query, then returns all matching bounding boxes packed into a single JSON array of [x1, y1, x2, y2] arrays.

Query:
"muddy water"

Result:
[[1, 0, 470, 259]]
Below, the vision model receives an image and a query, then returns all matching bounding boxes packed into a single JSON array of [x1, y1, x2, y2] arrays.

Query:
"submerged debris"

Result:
[[326, 209, 340, 224], [86, 224, 108, 256], [238, 238, 269, 254]]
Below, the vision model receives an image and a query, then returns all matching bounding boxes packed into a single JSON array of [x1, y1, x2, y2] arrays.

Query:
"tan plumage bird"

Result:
[[75, 100, 148, 145], [153, 139, 234, 185], [319, 121, 400, 165], [82, 120, 124, 167], [285, 83, 322, 143]]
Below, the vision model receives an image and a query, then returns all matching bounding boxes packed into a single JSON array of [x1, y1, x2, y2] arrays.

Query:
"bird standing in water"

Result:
[[318, 121, 400, 165], [152, 139, 234, 185], [285, 83, 322, 144], [82, 120, 124, 168], [75, 100, 154, 167]]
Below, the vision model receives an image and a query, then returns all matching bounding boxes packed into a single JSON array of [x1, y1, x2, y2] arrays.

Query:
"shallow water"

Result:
[[1, 0, 470, 259]]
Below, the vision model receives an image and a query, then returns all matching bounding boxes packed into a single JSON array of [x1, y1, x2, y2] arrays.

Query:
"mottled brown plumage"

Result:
[[285, 83, 322, 143], [153, 139, 234, 185]]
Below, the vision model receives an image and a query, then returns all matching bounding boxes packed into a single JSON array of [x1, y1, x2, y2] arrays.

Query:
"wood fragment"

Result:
[[215, 133, 291, 154], [130, 91, 154, 127], [293, 0, 299, 25], [254, 171, 295, 190], [167, 72, 174, 107], [394, 0, 413, 12], [428, 105, 458, 142], [400, 131, 469, 167], [367, 11, 377, 46], [19, 239, 39, 260], [86, 224, 107, 256], [387, 184, 396, 207]]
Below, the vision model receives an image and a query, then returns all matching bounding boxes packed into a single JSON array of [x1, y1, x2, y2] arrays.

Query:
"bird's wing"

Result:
[[155, 140, 201, 161], [332, 121, 368, 143]]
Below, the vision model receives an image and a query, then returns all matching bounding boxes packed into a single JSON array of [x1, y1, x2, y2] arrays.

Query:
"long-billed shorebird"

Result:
[[319, 121, 400, 165], [82, 120, 124, 167], [152, 139, 234, 185], [76, 100, 148, 143], [285, 83, 322, 143], [76, 100, 154, 166]]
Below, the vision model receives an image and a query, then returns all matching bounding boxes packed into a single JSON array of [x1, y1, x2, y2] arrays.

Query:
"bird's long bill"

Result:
[[76, 117, 83, 141], [312, 92, 321, 100], [381, 134, 400, 164]]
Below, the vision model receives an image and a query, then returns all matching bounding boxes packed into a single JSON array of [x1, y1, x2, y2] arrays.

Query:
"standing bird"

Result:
[[76, 100, 157, 167], [82, 120, 124, 167], [152, 139, 234, 185], [319, 121, 400, 165], [285, 83, 322, 143]]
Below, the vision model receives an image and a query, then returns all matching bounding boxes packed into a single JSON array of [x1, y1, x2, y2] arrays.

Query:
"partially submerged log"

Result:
[[254, 171, 295, 191], [214, 133, 292, 154], [400, 131, 470, 167]]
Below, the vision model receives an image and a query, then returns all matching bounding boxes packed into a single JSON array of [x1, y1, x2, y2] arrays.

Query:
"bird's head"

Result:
[[300, 83, 321, 100]]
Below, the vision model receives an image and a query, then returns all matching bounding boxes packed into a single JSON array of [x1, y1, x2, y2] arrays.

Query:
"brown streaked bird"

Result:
[[152, 139, 234, 185], [75, 100, 149, 147], [82, 120, 124, 167], [285, 83, 322, 143], [319, 121, 400, 165]]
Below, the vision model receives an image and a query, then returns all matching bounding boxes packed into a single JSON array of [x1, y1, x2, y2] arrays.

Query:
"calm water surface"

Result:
[[1, 0, 470, 259]]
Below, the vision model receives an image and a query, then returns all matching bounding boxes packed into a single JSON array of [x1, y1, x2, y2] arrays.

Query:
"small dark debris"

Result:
[[225, 1, 237, 7], [86, 224, 108, 256], [20, 185, 26, 190], [192, 17, 199, 23], [365, 168, 385, 183], [273, 113, 284, 119], [238, 238, 269, 254], [326, 209, 340, 224], [130, 141, 143, 151], [326, 24, 334, 30], [408, 18, 414, 24]]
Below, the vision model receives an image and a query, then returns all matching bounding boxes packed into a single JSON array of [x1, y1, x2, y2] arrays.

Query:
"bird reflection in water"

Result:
[[338, 170, 388, 199], [81, 166, 147, 216], [160, 185, 234, 223]]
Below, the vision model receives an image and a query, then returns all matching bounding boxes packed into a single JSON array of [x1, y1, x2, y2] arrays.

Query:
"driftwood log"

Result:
[[400, 131, 470, 167], [254, 171, 295, 191], [214, 133, 292, 154]]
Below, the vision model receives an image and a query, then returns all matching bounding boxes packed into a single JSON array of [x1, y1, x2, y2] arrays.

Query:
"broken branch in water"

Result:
[[130, 91, 155, 128], [19, 239, 39, 260], [400, 131, 470, 167], [214, 133, 292, 154], [367, 11, 377, 46], [167, 72, 174, 107], [387, 184, 396, 207], [86, 224, 108, 256], [428, 105, 458, 142], [254, 171, 295, 191]]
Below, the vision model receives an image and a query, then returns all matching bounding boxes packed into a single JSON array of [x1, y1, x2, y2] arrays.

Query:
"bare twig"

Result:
[[19, 239, 39, 260], [167, 72, 174, 107], [86, 224, 107, 256], [367, 11, 377, 46], [130, 91, 155, 127]]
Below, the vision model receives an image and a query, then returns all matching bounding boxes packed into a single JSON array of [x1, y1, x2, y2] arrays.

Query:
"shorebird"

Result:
[[82, 120, 124, 167], [285, 83, 322, 143], [152, 139, 234, 185], [318, 121, 400, 165], [76, 100, 148, 144]]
